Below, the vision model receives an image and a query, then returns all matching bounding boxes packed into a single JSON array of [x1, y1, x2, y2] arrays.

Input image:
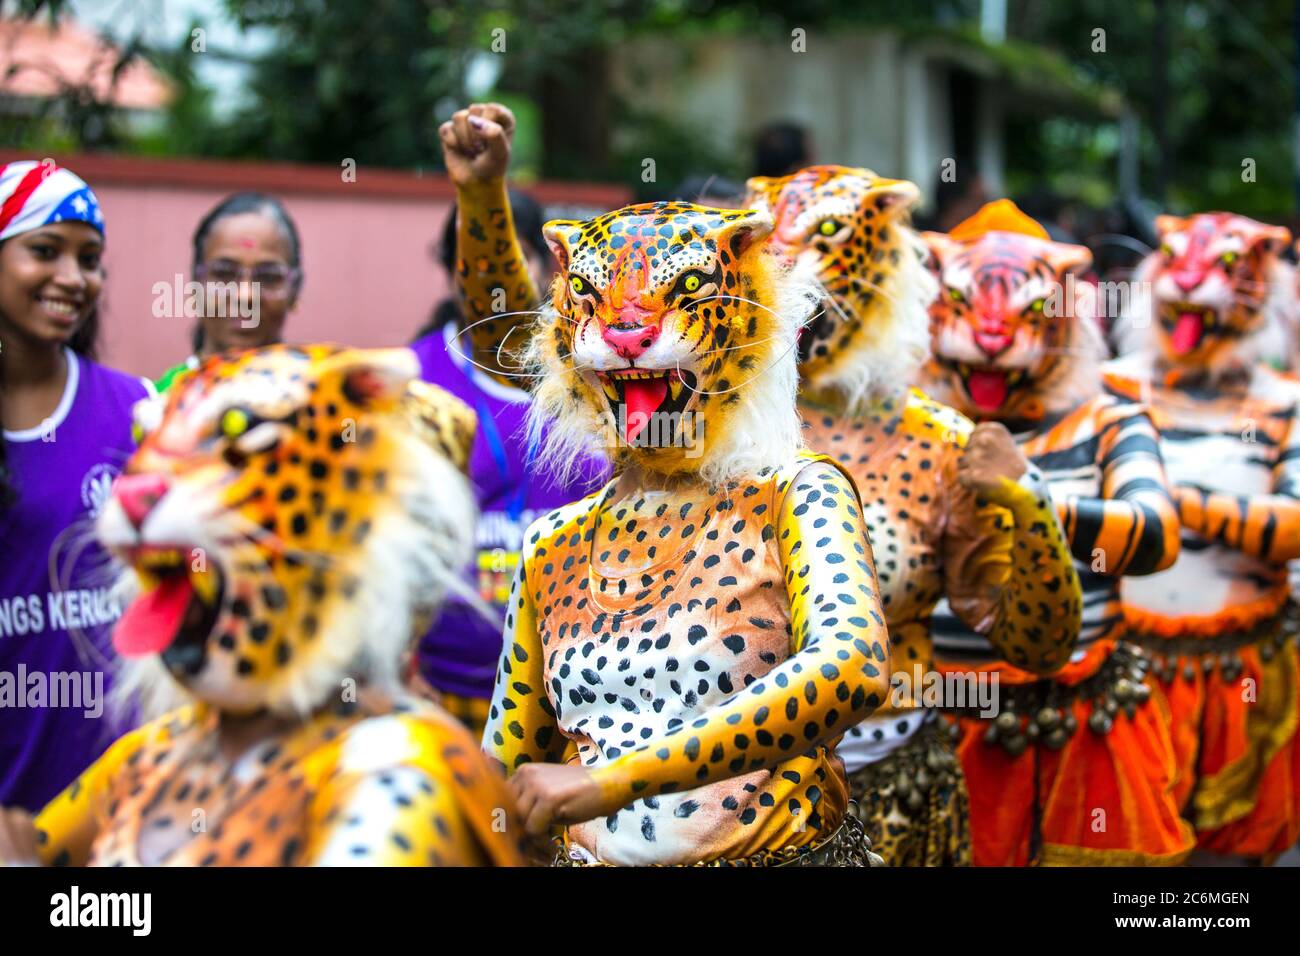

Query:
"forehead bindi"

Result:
[[203, 211, 290, 263]]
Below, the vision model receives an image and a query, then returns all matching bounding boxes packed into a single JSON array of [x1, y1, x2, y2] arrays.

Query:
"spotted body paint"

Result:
[[455, 179, 539, 383], [32, 345, 527, 866], [484, 203, 891, 865], [749, 169, 1081, 699], [35, 698, 524, 866]]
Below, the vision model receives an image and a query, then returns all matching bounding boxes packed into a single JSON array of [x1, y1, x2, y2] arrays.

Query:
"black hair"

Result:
[[752, 121, 810, 178], [189, 191, 302, 353], [0, 239, 101, 508], [416, 188, 549, 339], [666, 174, 745, 206]]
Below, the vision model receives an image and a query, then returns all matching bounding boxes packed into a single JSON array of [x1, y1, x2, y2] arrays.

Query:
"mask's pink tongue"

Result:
[[1171, 312, 1204, 355], [967, 369, 1008, 412], [621, 377, 668, 443], [113, 574, 194, 658]]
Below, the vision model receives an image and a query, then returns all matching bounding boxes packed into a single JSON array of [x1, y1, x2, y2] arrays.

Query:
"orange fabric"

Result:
[[941, 656, 1193, 866], [1125, 590, 1288, 639], [1198, 734, 1300, 858], [948, 199, 1051, 243], [955, 638, 1115, 687], [948, 693, 1193, 866], [1159, 664, 1203, 809], [1153, 642, 1300, 858]]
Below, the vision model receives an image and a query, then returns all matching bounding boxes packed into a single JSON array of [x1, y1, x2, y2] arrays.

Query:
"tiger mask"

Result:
[[922, 200, 1101, 424], [745, 164, 936, 407], [1127, 212, 1292, 375], [528, 201, 810, 486], [98, 344, 479, 718]]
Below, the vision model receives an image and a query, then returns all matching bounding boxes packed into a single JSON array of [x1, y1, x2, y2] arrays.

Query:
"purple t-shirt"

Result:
[[0, 350, 149, 811], [411, 326, 608, 699]]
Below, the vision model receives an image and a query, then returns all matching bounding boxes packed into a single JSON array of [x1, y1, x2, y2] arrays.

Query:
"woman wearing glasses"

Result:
[[155, 192, 302, 391]]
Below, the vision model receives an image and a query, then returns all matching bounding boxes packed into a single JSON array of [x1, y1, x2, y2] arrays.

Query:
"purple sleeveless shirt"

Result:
[[0, 351, 148, 810], [411, 326, 608, 699]]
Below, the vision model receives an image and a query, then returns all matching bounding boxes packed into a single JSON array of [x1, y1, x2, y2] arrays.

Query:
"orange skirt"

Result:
[[941, 645, 1194, 866], [1142, 634, 1300, 859]]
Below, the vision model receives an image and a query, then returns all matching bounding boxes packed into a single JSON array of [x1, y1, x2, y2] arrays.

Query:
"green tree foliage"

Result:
[[1006, 0, 1295, 217], [6, 0, 1296, 217]]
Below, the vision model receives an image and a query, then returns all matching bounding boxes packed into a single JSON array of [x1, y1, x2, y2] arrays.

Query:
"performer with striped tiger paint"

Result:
[[1111, 212, 1297, 372], [1106, 211, 1300, 862], [922, 200, 1193, 866]]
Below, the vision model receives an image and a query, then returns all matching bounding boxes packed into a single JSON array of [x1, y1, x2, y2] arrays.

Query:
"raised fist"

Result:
[[438, 102, 516, 188], [957, 421, 1029, 497]]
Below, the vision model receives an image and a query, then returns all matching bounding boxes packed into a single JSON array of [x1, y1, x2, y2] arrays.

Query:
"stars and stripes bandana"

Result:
[[0, 160, 105, 242]]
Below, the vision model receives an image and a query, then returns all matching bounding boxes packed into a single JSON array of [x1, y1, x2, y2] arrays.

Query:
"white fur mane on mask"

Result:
[[1113, 254, 1297, 374], [802, 226, 937, 411], [524, 267, 818, 489], [112, 413, 480, 724]]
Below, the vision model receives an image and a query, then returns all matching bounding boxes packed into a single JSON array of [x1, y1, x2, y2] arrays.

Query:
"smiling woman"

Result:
[[0, 160, 154, 811]]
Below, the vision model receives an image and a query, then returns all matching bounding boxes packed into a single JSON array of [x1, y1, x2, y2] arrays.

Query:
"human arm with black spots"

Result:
[[943, 421, 1083, 675], [21, 723, 155, 866], [305, 716, 529, 867], [1058, 407, 1181, 576], [503, 460, 892, 834], [437, 102, 539, 386], [304, 765, 484, 866], [483, 556, 569, 774], [1171, 415, 1300, 564]]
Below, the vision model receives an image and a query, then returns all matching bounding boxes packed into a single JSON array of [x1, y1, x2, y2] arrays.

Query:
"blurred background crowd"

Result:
[[1, 0, 1297, 376]]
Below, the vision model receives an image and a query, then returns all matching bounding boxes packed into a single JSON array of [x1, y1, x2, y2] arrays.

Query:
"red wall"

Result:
[[0, 151, 630, 378]]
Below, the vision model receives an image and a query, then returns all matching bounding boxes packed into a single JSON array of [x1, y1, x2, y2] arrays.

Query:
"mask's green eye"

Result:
[[1160, 244, 1173, 257], [683, 273, 701, 292], [1221, 251, 1238, 266], [1031, 298, 1045, 312], [220, 408, 252, 439], [948, 287, 964, 303], [131, 421, 144, 444], [569, 274, 595, 296], [818, 219, 841, 237]]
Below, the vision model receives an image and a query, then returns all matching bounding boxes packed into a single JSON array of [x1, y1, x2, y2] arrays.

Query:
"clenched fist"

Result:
[[957, 421, 1029, 497], [0, 806, 41, 866], [438, 102, 516, 188]]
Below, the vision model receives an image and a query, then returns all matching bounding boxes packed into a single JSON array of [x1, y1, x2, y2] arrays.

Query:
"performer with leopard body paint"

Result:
[[482, 200, 893, 866], [0, 346, 531, 867]]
